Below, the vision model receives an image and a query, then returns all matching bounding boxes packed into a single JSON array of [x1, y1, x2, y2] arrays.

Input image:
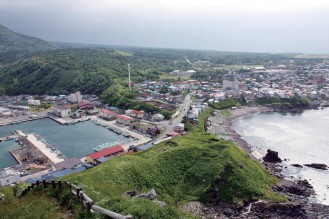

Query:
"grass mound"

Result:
[[64, 131, 281, 218]]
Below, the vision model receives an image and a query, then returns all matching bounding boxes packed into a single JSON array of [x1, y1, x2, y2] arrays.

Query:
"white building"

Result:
[[67, 91, 82, 103], [52, 106, 71, 118], [152, 114, 165, 121], [27, 99, 41, 106], [0, 168, 20, 186]]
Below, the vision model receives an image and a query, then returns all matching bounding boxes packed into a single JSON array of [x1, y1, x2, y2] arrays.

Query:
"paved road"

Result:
[[156, 92, 193, 139]]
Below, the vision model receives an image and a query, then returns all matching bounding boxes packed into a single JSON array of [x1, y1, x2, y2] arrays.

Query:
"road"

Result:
[[156, 92, 193, 140]]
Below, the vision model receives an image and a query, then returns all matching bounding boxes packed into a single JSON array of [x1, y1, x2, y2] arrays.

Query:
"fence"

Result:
[[21, 180, 133, 219]]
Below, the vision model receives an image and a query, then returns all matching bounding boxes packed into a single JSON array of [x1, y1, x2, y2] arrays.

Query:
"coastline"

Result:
[[206, 105, 329, 217]]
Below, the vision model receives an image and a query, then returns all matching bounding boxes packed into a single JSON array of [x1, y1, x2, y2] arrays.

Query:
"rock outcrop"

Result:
[[304, 163, 328, 170], [263, 149, 282, 163]]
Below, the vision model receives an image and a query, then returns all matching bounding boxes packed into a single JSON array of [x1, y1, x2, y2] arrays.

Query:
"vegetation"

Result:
[[100, 83, 173, 119], [254, 97, 312, 107], [0, 185, 88, 219], [0, 24, 57, 63], [208, 98, 240, 110], [61, 116, 282, 218], [220, 109, 231, 118]]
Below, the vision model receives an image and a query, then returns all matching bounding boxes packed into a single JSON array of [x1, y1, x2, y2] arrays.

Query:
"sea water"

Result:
[[233, 108, 329, 205], [0, 118, 129, 168]]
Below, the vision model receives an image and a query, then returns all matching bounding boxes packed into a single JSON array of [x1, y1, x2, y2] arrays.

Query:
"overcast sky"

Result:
[[1, 0, 329, 53]]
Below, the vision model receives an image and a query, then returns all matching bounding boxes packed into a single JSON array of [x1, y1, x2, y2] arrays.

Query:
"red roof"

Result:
[[102, 109, 115, 115], [87, 145, 124, 160], [117, 114, 133, 121], [166, 131, 180, 137]]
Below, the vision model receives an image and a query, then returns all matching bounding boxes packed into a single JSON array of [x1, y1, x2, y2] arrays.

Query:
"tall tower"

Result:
[[128, 64, 132, 92]]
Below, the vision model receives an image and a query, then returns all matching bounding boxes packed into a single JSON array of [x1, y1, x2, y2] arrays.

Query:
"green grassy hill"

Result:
[[64, 131, 283, 218], [0, 24, 56, 53]]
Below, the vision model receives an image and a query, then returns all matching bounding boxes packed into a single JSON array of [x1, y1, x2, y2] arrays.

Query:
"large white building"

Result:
[[0, 168, 20, 186], [52, 106, 71, 118], [67, 91, 82, 103]]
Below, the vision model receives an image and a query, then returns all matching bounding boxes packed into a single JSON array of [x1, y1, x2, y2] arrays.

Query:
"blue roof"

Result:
[[96, 156, 110, 163], [42, 166, 86, 181]]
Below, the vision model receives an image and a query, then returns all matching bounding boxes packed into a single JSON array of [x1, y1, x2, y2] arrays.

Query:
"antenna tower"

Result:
[[128, 64, 132, 91]]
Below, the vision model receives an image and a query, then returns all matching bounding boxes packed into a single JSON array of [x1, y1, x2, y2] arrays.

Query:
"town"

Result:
[[1, 58, 329, 187]]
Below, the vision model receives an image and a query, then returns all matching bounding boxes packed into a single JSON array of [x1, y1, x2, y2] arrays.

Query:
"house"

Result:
[[130, 110, 145, 119], [100, 109, 117, 120], [78, 100, 95, 110], [54, 157, 82, 170], [116, 115, 135, 126], [52, 106, 71, 118], [0, 168, 20, 186], [166, 131, 181, 137], [173, 123, 185, 133], [152, 113, 165, 121], [86, 145, 124, 164]]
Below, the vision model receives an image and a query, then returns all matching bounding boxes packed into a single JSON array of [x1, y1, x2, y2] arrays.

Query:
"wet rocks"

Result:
[[273, 179, 314, 203], [291, 164, 303, 168], [304, 163, 328, 170], [263, 149, 282, 163]]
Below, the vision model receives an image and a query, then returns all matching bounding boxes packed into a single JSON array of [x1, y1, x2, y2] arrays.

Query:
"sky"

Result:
[[1, 0, 329, 53]]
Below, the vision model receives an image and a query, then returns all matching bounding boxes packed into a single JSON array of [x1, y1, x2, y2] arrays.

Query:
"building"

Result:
[[78, 100, 95, 110], [100, 109, 117, 120], [170, 70, 196, 77], [54, 157, 82, 170], [86, 145, 124, 164], [0, 168, 20, 186], [116, 115, 135, 126], [152, 113, 165, 121], [166, 131, 181, 137], [52, 106, 71, 118], [27, 99, 41, 106], [173, 123, 185, 133], [67, 91, 82, 103]]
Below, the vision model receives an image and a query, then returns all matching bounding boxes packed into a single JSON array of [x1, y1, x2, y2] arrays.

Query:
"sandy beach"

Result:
[[210, 106, 272, 157]]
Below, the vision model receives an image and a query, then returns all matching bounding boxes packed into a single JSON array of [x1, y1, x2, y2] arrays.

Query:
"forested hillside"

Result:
[[0, 48, 190, 95], [0, 24, 57, 63]]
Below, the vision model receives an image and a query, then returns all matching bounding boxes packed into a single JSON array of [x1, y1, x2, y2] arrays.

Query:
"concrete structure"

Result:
[[0, 168, 20, 186], [67, 91, 82, 103], [116, 115, 135, 126], [52, 106, 71, 118], [54, 157, 82, 170]]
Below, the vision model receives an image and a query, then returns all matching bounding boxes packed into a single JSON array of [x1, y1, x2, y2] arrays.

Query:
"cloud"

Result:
[[0, 0, 328, 53]]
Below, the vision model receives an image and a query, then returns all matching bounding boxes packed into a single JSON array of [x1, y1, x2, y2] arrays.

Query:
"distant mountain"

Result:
[[0, 24, 56, 53], [0, 24, 57, 63]]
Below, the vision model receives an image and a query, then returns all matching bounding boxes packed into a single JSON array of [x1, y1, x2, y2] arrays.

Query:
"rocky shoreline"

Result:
[[204, 105, 329, 218]]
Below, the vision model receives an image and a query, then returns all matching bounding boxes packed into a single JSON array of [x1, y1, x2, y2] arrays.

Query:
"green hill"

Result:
[[0, 47, 191, 95], [63, 131, 282, 218], [0, 24, 56, 53]]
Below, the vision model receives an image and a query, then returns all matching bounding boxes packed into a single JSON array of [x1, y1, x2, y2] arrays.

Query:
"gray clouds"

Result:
[[0, 0, 328, 53]]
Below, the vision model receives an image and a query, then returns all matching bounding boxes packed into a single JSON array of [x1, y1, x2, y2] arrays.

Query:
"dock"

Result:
[[26, 134, 64, 164]]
